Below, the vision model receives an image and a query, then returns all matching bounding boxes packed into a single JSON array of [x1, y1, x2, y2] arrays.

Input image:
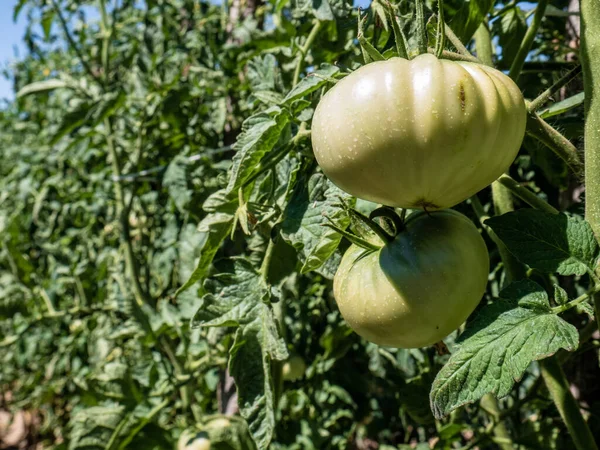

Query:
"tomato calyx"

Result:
[[325, 199, 411, 252], [369, 206, 406, 236]]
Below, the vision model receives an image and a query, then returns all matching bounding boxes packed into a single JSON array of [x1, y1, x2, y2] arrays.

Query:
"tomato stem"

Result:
[[415, 0, 427, 55], [384, 1, 409, 59], [528, 65, 582, 113], [540, 358, 599, 450], [444, 24, 478, 62], [551, 283, 600, 315], [369, 206, 405, 236], [582, 0, 600, 387], [508, 0, 549, 81], [496, 175, 559, 215], [582, 0, 600, 239], [345, 208, 394, 243], [434, 0, 445, 58], [323, 222, 381, 252], [474, 21, 493, 66], [427, 48, 480, 64], [292, 20, 322, 87], [526, 112, 583, 175]]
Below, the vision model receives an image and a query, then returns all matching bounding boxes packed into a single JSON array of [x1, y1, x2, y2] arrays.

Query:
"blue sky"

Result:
[[0, 2, 27, 100]]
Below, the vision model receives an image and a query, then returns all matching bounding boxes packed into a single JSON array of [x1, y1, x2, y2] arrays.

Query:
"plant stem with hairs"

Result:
[[293, 21, 322, 87]]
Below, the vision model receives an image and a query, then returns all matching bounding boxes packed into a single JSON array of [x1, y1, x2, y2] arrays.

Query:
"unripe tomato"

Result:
[[178, 431, 211, 450], [282, 355, 306, 381], [205, 418, 231, 429], [333, 210, 489, 348], [312, 54, 526, 210]]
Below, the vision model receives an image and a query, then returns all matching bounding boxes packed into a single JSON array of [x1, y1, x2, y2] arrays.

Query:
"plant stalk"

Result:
[[474, 21, 493, 66], [428, 48, 480, 63], [526, 113, 584, 175], [51, 0, 100, 84], [444, 24, 478, 61], [104, 119, 151, 308], [496, 175, 559, 214], [582, 0, 600, 239], [509, 0, 549, 81], [434, 0, 446, 58], [415, 0, 427, 54], [581, 0, 600, 354], [540, 358, 598, 450], [479, 394, 514, 450], [292, 21, 322, 87], [385, 1, 409, 59], [528, 65, 583, 113]]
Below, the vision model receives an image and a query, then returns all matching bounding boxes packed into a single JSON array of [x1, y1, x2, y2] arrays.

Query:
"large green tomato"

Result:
[[312, 54, 526, 210], [333, 210, 489, 348]]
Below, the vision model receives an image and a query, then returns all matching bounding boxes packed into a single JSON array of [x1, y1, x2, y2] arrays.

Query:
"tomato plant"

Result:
[[312, 54, 527, 209], [334, 210, 489, 348], [1, 0, 600, 450]]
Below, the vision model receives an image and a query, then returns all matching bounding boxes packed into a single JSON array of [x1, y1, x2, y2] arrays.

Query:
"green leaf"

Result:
[[17, 79, 69, 97], [311, 0, 335, 21], [192, 259, 270, 328], [226, 107, 290, 195], [50, 92, 125, 145], [450, 0, 494, 43], [163, 155, 191, 213], [539, 92, 585, 119], [545, 4, 580, 17], [50, 100, 96, 145], [494, 6, 527, 69], [430, 279, 579, 419], [192, 259, 287, 449], [247, 54, 279, 92], [229, 306, 287, 450], [68, 401, 168, 450], [175, 213, 234, 296], [13, 0, 28, 20], [283, 64, 340, 105], [253, 90, 284, 106], [281, 172, 354, 274], [41, 8, 55, 41], [93, 91, 127, 125], [69, 404, 127, 450], [485, 210, 599, 276]]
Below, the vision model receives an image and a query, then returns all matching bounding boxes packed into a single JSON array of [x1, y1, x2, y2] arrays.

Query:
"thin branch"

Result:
[[540, 358, 599, 450], [552, 284, 600, 314], [415, 0, 427, 54], [509, 0, 549, 81], [51, 0, 101, 84], [526, 112, 584, 175], [293, 20, 322, 87], [434, 0, 446, 58], [427, 48, 480, 63], [444, 24, 480, 62], [103, 118, 151, 307], [496, 174, 559, 214], [528, 65, 583, 113]]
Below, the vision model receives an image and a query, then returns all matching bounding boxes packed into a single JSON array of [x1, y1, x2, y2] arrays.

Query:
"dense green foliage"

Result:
[[1, 0, 600, 449]]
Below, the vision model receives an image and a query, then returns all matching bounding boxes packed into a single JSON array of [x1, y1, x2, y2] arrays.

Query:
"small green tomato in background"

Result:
[[178, 431, 211, 450], [312, 54, 526, 210], [204, 418, 231, 429], [282, 355, 306, 381], [334, 209, 489, 348]]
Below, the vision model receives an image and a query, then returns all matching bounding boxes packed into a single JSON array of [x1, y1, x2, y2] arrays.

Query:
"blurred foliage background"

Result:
[[0, 0, 597, 449]]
